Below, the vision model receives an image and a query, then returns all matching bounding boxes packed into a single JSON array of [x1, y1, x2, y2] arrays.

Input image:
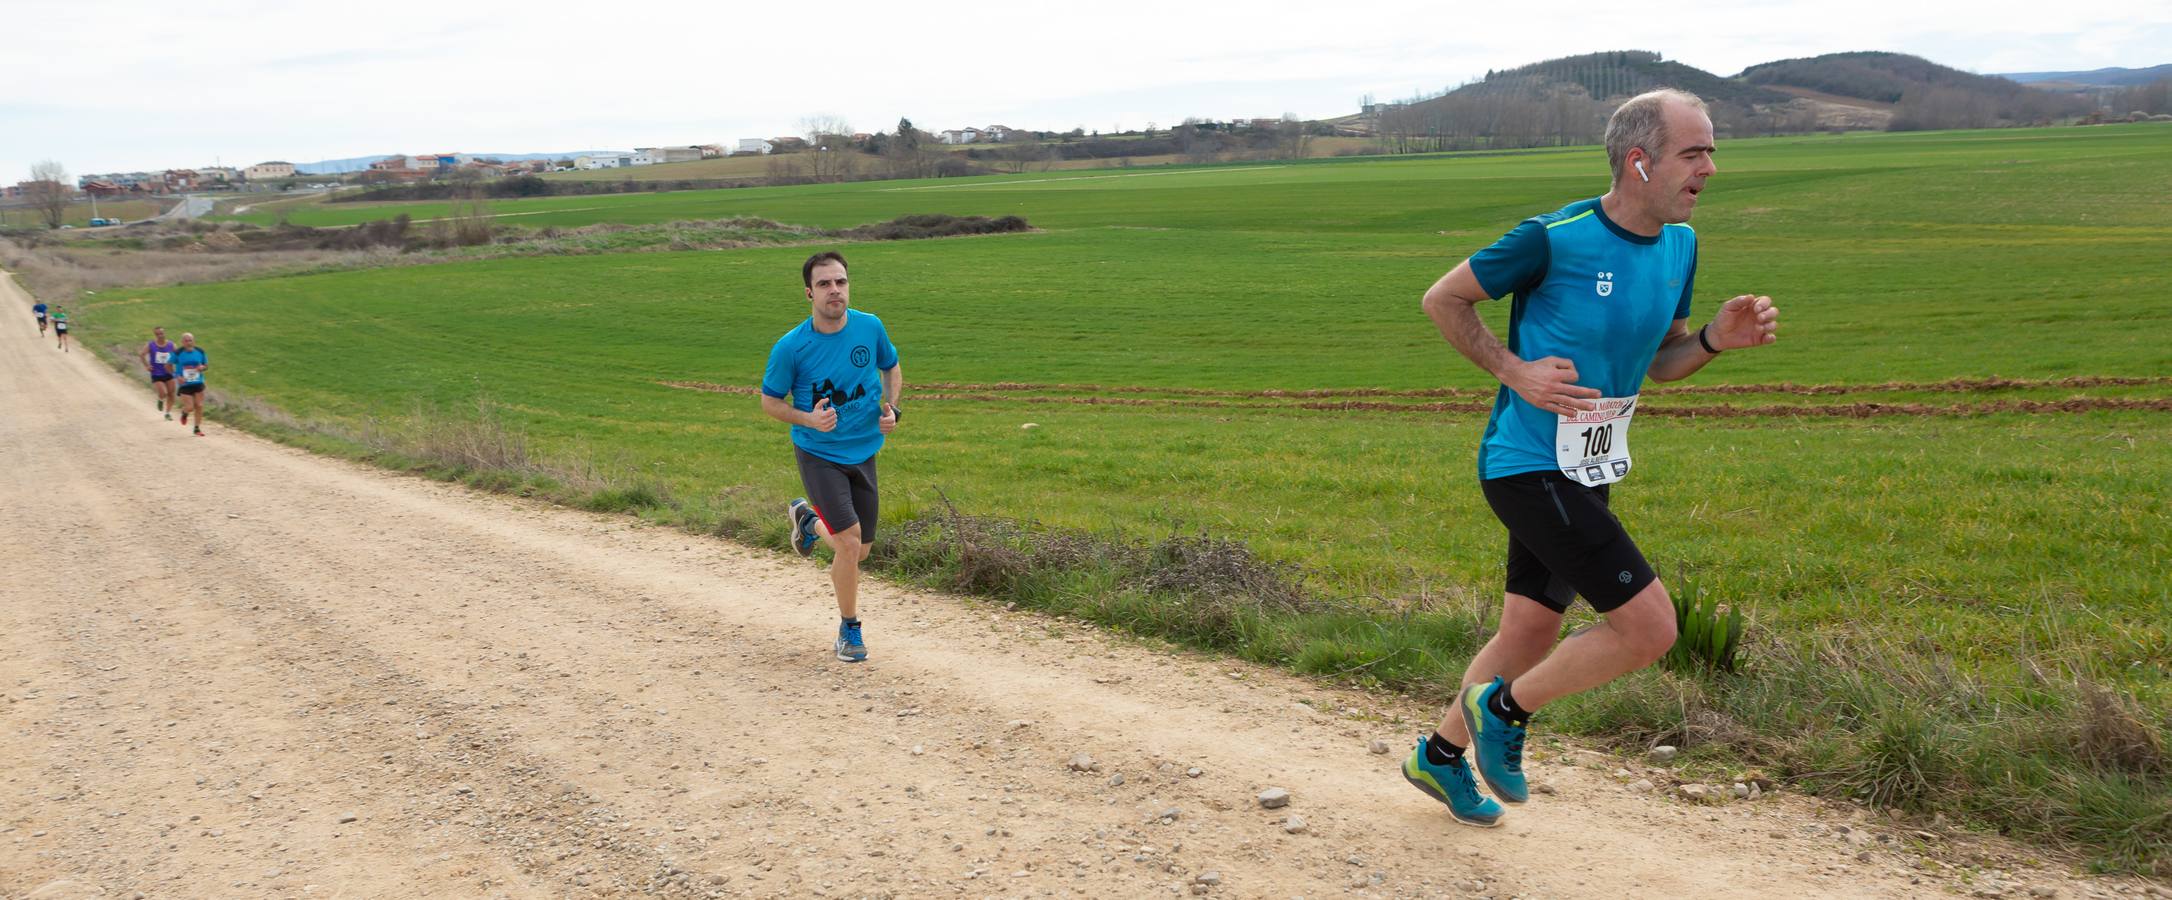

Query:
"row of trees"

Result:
[[1887, 83, 2092, 131], [766, 113, 1324, 182], [1375, 87, 1615, 153], [2106, 79, 2172, 117]]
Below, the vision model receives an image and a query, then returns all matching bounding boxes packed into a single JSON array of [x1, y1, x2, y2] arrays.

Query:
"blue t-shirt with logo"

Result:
[[1466, 197, 1697, 480], [33, 303, 47, 317], [761, 311, 898, 465], [172, 347, 209, 385]]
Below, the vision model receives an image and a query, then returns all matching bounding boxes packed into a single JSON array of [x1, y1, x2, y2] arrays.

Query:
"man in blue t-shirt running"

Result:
[[761, 251, 903, 663], [1401, 90, 1781, 827], [32, 301, 48, 336], [171, 332, 210, 437]]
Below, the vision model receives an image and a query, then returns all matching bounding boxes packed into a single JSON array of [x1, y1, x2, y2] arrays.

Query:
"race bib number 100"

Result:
[[1556, 395, 1638, 487]]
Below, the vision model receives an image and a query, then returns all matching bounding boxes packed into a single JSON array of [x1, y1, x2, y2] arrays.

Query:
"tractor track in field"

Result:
[[663, 381, 2170, 419], [912, 375, 2172, 400]]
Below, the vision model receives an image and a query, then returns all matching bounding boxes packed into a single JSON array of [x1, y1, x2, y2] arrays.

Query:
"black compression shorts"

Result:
[[1480, 471, 1656, 614], [794, 446, 878, 543]]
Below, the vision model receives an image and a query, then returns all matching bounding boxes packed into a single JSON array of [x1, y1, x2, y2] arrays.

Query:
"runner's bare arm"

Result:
[[880, 363, 901, 410], [1647, 294, 1778, 382], [1424, 261, 1599, 415], [761, 394, 815, 427]]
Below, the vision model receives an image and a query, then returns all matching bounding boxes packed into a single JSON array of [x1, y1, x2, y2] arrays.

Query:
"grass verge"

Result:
[[129, 367, 2169, 875]]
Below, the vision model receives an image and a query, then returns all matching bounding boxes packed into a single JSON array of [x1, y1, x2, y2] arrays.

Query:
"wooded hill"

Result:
[[1369, 50, 2099, 153]]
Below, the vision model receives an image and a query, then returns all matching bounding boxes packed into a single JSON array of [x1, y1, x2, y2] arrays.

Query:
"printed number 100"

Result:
[[1580, 424, 1613, 458]]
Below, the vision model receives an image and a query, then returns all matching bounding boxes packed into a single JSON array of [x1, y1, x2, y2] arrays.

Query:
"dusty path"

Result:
[[0, 270, 2149, 900]]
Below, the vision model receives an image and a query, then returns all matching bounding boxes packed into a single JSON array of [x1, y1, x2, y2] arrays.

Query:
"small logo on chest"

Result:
[[1595, 271, 1614, 297]]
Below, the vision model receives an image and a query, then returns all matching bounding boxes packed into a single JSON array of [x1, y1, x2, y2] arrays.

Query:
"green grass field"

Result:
[[80, 123, 2172, 871], [1, 198, 165, 229]]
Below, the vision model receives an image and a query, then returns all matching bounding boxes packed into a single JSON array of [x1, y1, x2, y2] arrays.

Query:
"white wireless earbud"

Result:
[[1634, 159, 1650, 182]]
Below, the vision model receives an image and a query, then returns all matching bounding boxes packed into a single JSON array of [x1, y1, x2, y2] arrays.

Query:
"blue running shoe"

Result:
[[1402, 736, 1503, 827], [1459, 677, 1529, 803], [787, 498, 820, 558], [835, 620, 867, 662]]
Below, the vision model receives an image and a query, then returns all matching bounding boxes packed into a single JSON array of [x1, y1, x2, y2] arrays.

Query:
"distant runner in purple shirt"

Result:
[[141, 327, 180, 419]]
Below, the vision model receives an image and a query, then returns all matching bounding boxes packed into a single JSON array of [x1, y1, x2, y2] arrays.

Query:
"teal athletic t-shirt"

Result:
[[761, 310, 899, 466], [1466, 197, 1697, 480], [172, 347, 209, 385]]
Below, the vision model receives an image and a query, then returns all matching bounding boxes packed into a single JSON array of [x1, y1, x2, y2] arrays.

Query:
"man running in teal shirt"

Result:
[[172, 332, 210, 437], [761, 251, 902, 663], [1403, 89, 1781, 827]]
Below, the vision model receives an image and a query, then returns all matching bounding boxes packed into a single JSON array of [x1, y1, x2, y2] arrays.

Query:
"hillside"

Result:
[[1376, 51, 1822, 150], [1468, 50, 1792, 106], [1373, 49, 2097, 146], [2000, 63, 2172, 87], [1738, 51, 2090, 127], [1741, 51, 2025, 103]]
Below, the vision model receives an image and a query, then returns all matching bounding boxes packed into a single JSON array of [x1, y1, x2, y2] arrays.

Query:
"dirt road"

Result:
[[0, 270, 2140, 899]]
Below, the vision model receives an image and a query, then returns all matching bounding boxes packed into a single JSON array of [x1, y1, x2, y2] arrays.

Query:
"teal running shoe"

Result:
[[1402, 736, 1503, 827], [835, 620, 867, 662], [788, 498, 820, 557], [1459, 677, 1530, 804]]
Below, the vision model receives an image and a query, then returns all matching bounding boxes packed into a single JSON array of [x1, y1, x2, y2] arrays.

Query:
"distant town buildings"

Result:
[[243, 161, 297, 181], [938, 125, 1018, 144], [632, 146, 704, 165], [736, 139, 774, 155]]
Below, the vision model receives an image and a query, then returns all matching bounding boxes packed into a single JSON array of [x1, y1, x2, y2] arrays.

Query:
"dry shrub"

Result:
[[2076, 681, 2168, 775], [1141, 533, 1308, 608], [838, 214, 1031, 241], [890, 503, 1038, 595], [888, 497, 1315, 622], [406, 397, 533, 473]]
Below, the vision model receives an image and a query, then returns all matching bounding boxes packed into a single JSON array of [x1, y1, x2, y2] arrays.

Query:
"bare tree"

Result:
[[765, 153, 807, 186], [27, 160, 70, 229], [990, 142, 1045, 173], [882, 117, 943, 180], [801, 115, 853, 144], [448, 177, 493, 246], [1274, 114, 1312, 160], [798, 115, 860, 182]]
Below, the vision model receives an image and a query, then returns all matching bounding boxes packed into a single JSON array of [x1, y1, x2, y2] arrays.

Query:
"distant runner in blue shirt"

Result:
[[32, 301, 48, 335], [761, 251, 902, 663], [1402, 90, 1781, 828], [171, 333, 211, 437], [142, 326, 180, 419]]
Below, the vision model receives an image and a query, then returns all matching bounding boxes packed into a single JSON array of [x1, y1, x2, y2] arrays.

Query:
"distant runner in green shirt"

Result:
[[51, 307, 71, 352]]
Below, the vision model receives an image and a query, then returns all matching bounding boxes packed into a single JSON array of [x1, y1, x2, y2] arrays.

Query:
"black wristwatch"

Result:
[[887, 404, 902, 422]]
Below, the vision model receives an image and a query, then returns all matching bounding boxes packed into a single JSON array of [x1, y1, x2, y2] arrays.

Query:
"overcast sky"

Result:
[[4, 0, 2168, 179]]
